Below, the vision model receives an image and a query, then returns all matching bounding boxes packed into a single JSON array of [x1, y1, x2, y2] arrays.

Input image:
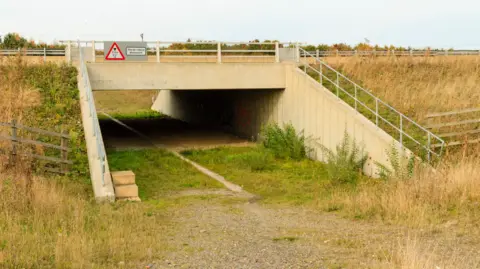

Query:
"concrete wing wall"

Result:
[[277, 64, 407, 176], [87, 63, 286, 90]]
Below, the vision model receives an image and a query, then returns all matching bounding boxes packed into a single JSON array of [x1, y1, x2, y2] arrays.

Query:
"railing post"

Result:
[[156, 41, 160, 62], [410, 49, 413, 56], [399, 115, 403, 147], [217, 42, 222, 63], [354, 50, 357, 56], [427, 132, 431, 162], [375, 98, 379, 126], [319, 63, 323, 85], [91, 41, 96, 63], [275, 42, 280, 63], [295, 43, 299, 62], [336, 72, 339, 97], [316, 49, 319, 58], [354, 84, 358, 111], [43, 47, 47, 63], [445, 49, 448, 56], [11, 119, 17, 164], [336, 49, 339, 57], [67, 41, 72, 64]]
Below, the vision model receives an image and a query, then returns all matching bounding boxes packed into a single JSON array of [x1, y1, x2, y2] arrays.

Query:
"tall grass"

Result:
[[0, 172, 169, 268], [326, 56, 480, 120], [261, 123, 309, 160]]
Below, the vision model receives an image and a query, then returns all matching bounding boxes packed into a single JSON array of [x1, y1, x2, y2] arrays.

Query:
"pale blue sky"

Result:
[[1, 0, 479, 49]]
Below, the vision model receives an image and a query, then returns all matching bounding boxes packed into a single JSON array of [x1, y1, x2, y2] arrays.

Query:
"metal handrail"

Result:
[[78, 44, 106, 185], [299, 48, 445, 161], [301, 50, 480, 57]]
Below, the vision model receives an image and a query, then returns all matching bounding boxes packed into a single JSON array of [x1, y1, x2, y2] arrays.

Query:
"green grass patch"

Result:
[[98, 110, 165, 120], [182, 146, 331, 204], [107, 149, 223, 200]]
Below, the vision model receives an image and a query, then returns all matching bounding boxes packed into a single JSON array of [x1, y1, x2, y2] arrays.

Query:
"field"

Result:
[[1, 55, 480, 268]]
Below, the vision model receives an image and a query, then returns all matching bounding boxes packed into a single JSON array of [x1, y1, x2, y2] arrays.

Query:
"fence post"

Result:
[[156, 41, 160, 62], [319, 63, 323, 85], [427, 132, 431, 162], [91, 41, 96, 63], [399, 115, 403, 147], [275, 42, 280, 63], [410, 49, 413, 56], [354, 50, 357, 56], [445, 49, 448, 56], [303, 52, 307, 72], [336, 49, 339, 57], [61, 129, 69, 174], [217, 42, 222, 63], [11, 119, 17, 164], [295, 43, 300, 63], [43, 47, 47, 63], [375, 98, 379, 126], [316, 49, 319, 58]]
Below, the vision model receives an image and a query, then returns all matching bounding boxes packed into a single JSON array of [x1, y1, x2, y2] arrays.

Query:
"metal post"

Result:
[[354, 50, 357, 56], [445, 49, 448, 56], [336, 72, 339, 97], [399, 115, 403, 147], [156, 41, 160, 62], [427, 132, 431, 162], [11, 119, 17, 159], [295, 43, 300, 63], [43, 47, 47, 63], [375, 98, 379, 126], [410, 49, 413, 56], [91, 40, 96, 63], [303, 52, 307, 72], [354, 84, 358, 111], [316, 49, 319, 58], [319, 63, 323, 85], [217, 42, 222, 63], [67, 41, 72, 64], [275, 42, 280, 63]]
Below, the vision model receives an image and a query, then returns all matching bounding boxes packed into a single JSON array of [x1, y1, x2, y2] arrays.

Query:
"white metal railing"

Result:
[[78, 44, 106, 185], [62, 40, 291, 63], [299, 48, 446, 162], [0, 49, 66, 62], [302, 49, 480, 57]]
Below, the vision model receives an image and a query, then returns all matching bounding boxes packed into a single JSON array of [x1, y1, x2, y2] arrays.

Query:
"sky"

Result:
[[1, 0, 479, 49]]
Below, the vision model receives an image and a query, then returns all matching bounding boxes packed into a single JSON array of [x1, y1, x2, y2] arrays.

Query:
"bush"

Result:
[[320, 132, 368, 184], [376, 144, 416, 181], [261, 123, 309, 160]]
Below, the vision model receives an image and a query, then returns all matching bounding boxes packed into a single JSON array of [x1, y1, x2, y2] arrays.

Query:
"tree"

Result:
[[2, 33, 28, 49]]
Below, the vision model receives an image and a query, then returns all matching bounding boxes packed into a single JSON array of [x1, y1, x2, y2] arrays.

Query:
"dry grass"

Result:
[[325, 56, 480, 120], [325, 154, 480, 229], [0, 171, 172, 268]]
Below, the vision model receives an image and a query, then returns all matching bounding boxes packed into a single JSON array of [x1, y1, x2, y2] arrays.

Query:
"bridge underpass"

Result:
[[99, 90, 282, 151], [74, 40, 443, 201]]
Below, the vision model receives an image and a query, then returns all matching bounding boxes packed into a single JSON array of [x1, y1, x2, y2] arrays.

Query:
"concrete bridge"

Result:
[[69, 40, 444, 201]]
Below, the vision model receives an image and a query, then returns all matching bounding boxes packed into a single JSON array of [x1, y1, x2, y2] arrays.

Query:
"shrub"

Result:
[[261, 123, 309, 160], [376, 144, 416, 181], [240, 150, 274, 171], [319, 132, 368, 184]]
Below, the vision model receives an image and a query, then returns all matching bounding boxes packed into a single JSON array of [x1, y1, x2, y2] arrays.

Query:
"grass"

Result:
[[94, 90, 160, 117], [182, 146, 331, 204], [107, 148, 223, 200]]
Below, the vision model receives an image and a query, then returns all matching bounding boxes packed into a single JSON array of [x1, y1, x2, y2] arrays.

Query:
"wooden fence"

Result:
[[0, 120, 72, 174], [425, 108, 480, 148]]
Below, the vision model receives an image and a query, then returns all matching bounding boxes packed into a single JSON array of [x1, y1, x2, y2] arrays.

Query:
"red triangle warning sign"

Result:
[[105, 42, 125, 60]]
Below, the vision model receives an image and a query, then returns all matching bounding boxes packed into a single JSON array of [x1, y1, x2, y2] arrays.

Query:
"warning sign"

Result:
[[105, 42, 125, 60]]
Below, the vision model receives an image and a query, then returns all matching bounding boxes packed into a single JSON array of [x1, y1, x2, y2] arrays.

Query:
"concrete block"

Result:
[[114, 184, 138, 198], [111, 171, 135, 186]]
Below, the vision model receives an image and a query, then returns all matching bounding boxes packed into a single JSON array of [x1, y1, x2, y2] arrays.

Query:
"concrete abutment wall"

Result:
[[152, 63, 406, 177]]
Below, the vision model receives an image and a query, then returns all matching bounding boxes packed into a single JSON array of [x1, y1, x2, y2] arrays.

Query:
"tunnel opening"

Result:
[[98, 89, 283, 150]]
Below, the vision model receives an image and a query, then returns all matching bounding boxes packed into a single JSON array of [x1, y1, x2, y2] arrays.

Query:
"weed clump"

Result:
[[320, 132, 368, 184], [261, 123, 309, 160]]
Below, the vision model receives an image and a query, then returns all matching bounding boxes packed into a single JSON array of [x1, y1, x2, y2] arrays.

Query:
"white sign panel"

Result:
[[126, 47, 147, 56]]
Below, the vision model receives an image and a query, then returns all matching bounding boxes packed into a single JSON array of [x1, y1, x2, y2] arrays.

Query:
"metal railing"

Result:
[[0, 48, 66, 63], [78, 44, 106, 185], [62, 40, 288, 63], [299, 48, 445, 162], [302, 49, 480, 57]]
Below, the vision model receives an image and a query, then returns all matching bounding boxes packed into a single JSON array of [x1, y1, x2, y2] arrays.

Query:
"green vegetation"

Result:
[[376, 144, 416, 181], [98, 110, 165, 120], [107, 149, 223, 200], [261, 123, 310, 160], [182, 146, 330, 204], [319, 132, 368, 184], [0, 32, 65, 49]]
